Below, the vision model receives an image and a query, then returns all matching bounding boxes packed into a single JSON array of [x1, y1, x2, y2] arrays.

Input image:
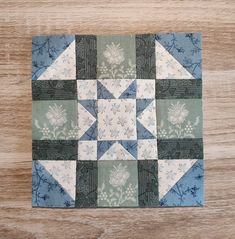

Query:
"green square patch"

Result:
[[97, 35, 136, 79], [98, 160, 138, 207], [32, 100, 78, 140], [157, 99, 203, 139]]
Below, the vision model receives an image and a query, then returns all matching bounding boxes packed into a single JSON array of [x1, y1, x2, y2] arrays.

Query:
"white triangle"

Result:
[[98, 79, 134, 98], [99, 142, 135, 160], [137, 100, 157, 137], [38, 40, 76, 80], [158, 159, 197, 200], [155, 41, 195, 79], [78, 102, 96, 139], [39, 160, 76, 200]]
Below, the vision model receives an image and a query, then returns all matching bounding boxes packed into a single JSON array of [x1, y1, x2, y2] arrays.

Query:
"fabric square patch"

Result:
[[155, 33, 201, 79], [157, 99, 202, 139], [77, 80, 97, 99], [32, 35, 76, 81], [31, 33, 204, 208], [137, 139, 158, 160], [136, 79, 155, 99], [32, 100, 78, 140], [97, 35, 136, 79], [158, 159, 204, 206], [32, 160, 76, 207], [98, 99, 137, 140], [98, 161, 138, 207], [78, 141, 97, 160]]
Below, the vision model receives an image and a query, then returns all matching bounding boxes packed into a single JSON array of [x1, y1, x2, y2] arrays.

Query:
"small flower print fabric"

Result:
[[31, 33, 204, 208]]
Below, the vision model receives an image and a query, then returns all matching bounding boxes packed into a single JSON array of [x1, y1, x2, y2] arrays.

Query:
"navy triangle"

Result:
[[80, 121, 97, 141], [97, 141, 115, 159], [97, 80, 115, 99], [137, 120, 155, 139], [160, 160, 204, 207], [79, 100, 97, 118], [119, 80, 136, 99], [136, 99, 153, 117], [119, 140, 137, 159]]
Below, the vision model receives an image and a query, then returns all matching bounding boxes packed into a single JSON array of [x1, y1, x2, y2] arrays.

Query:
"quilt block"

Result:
[[31, 33, 204, 208]]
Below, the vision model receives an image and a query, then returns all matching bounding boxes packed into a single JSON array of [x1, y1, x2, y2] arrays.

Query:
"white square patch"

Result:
[[78, 141, 97, 160], [77, 80, 97, 99], [98, 99, 136, 140], [137, 139, 158, 159], [136, 79, 155, 99]]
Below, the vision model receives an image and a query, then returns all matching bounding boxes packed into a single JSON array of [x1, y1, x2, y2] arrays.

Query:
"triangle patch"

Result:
[[136, 99, 153, 117], [80, 121, 97, 141], [37, 40, 76, 80], [119, 80, 136, 99], [78, 102, 96, 139], [137, 100, 157, 137], [155, 41, 195, 79], [79, 100, 97, 118], [158, 159, 197, 200], [38, 160, 76, 200], [97, 80, 115, 99], [98, 79, 134, 99], [97, 141, 115, 159], [119, 140, 137, 159], [99, 141, 135, 160], [137, 120, 155, 139]]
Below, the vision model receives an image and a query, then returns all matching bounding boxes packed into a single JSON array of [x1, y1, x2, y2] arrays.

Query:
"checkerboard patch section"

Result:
[[31, 33, 204, 208]]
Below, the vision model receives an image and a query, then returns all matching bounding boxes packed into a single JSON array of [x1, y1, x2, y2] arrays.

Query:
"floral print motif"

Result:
[[46, 104, 67, 126], [98, 161, 138, 207], [109, 164, 130, 187], [97, 36, 136, 79], [103, 42, 125, 65], [33, 101, 78, 140], [157, 100, 202, 139], [167, 101, 189, 125]]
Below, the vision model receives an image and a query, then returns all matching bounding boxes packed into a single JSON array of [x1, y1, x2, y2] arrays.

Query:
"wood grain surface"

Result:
[[0, 1, 235, 238]]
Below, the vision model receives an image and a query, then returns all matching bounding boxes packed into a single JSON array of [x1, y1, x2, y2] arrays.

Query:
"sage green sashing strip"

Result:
[[31, 33, 203, 208]]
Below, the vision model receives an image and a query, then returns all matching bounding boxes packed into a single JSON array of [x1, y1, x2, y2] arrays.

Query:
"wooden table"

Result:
[[0, 1, 235, 238]]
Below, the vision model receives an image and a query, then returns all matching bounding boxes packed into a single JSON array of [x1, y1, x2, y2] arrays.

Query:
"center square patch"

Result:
[[32, 33, 204, 208]]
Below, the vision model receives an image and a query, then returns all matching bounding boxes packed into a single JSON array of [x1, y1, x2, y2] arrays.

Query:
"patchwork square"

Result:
[[31, 33, 204, 208], [98, 161, 138, 207], [98, 99, 137, 141], [32, 100, 78, 140], [97, 35, 136, 79]]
